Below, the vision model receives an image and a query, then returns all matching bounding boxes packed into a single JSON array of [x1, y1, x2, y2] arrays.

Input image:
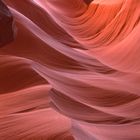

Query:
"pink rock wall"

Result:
[[0, 0, 140, 140]]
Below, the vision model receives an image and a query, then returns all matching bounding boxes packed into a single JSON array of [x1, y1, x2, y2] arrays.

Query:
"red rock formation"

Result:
[[0, 0, 14, 47], [0, 0, 140, 140]]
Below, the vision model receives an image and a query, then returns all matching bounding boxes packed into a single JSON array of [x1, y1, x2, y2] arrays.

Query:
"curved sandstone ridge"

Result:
[[0, 0, 140, 140]]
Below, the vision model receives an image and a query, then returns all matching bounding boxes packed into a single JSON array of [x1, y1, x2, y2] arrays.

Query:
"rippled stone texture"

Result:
[[0, 0, 140, 140]]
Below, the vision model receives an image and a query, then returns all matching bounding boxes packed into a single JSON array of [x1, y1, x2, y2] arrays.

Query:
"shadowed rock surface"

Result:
[[0, 0, 14, 47]]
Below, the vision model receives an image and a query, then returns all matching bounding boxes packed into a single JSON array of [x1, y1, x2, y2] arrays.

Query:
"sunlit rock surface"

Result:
[[0, 0, 140, 140]]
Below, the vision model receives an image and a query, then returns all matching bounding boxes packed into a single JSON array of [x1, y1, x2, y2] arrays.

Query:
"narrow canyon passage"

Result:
[[0, 0, 140, 140]]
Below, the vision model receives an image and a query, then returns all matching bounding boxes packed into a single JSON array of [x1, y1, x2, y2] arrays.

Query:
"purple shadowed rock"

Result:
[[0, 0, 15, 47]]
